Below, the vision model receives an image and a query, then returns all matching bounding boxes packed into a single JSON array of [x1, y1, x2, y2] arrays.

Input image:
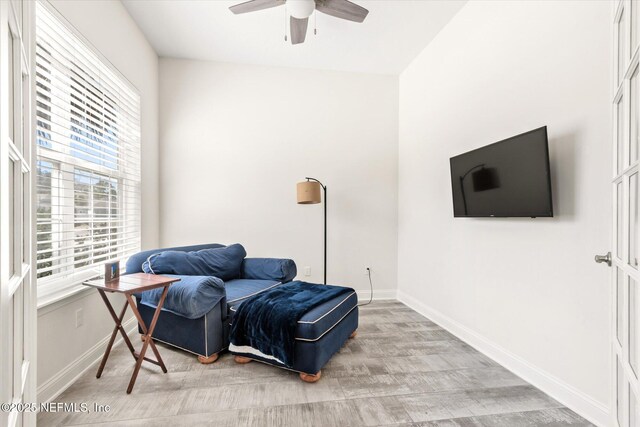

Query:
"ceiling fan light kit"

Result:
[[229, 0, 369, 45], [288, 0, 315, 19]]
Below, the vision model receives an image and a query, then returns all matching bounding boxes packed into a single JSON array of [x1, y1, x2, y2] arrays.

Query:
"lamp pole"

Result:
[[305, 177, 327, 284]]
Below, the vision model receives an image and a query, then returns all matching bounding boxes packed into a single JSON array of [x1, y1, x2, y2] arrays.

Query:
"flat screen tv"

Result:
[[450, 126, 553, 218]]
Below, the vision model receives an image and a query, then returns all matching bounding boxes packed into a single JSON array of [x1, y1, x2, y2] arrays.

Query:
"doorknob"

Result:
[[595, 252, 612, 267]]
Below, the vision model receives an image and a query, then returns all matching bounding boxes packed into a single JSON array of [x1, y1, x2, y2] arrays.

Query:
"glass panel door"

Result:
[[0, 1, 35, 426], [613, 2, 640, 426]]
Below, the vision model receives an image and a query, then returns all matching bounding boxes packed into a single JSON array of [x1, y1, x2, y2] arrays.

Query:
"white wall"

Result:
[[398, 0, 611, 424], [37, 0, 158, 401], [159, 58, 398, 297]]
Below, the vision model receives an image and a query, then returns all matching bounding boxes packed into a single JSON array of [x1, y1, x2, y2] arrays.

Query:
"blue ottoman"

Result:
[[229, 287, 359, 382]]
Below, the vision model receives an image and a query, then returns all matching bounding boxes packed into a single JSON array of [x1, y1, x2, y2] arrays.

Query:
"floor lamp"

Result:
[[296, 177, 327, 284]]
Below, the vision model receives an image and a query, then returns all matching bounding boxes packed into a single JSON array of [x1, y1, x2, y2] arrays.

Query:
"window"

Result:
[[35, 4, 141, 303]]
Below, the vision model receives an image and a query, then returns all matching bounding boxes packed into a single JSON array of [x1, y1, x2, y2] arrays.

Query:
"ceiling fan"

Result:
[[229, 0, 369, 45]]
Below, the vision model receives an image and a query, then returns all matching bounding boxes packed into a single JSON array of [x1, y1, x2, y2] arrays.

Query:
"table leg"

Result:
[[98, 290, 137, 355], [126, 290, 168, 372], [96, 290, 136, 378], [125, 286, 169, 394]]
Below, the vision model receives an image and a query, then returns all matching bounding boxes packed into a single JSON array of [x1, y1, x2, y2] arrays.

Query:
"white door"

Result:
[[612, 1, 640, 426], [0, 1, 36, 426]]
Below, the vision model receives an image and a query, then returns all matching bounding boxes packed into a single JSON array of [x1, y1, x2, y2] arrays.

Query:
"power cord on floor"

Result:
[[358, 267, 373, 306]]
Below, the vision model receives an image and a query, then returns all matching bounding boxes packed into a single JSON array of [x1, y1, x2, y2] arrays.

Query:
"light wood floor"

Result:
[[38, 301, 592, 426]]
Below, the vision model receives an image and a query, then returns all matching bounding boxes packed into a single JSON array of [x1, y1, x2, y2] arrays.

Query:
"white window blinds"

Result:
[[35, 4, 141, 289]]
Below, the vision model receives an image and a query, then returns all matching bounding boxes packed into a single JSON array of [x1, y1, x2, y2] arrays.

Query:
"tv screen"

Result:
[[450, 126, 553, 218]]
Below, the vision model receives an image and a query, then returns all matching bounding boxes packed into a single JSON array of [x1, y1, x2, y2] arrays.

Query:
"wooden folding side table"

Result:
[[83, 273, 180, 394]]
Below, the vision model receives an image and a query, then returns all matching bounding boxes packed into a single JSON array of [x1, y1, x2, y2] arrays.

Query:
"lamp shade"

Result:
[[297, 181, 321, 204]]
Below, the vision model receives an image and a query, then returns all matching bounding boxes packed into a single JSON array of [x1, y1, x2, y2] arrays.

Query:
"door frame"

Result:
[[0, 1, 36, 426]]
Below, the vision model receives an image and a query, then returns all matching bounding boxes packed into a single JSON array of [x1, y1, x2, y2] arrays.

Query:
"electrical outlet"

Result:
[[304, 266, 311, 276], [75, 308, 84, 328]]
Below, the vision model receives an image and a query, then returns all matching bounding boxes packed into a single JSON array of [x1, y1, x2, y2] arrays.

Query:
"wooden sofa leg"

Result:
[[300, 371, 322, 383], [234, 355, 253, 364], [198, 353, 219, 364], [349, 330, 357, 339]]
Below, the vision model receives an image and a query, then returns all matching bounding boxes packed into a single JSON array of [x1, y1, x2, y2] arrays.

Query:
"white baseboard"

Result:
[[356, 288, 396, 301], [37, 317, 138, 403], [396, 290, 610, 427]]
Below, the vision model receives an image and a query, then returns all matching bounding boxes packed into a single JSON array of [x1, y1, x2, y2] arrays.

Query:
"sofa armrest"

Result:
[[240, 258, 297, 282], [136, 275, 226, 319]]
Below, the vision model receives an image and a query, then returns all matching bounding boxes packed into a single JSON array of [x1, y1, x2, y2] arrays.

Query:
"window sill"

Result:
[[36, 258, 134, 311], [37, 269, 100, 311], [37, 284, 92, 314]]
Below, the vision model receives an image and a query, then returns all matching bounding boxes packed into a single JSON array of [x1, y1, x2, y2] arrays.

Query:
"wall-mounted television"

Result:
[[449, 126, 553, 218]]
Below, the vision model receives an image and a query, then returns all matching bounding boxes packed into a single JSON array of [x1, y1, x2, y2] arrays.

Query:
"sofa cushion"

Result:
[[125, 243, 225, 274], [228, 282, 354, 367], [142, 244, 246, 281], [240, 258, 297, 282], [296, 290, 358, 341], [137, 275, 225, 319], [225, 278, 283, 311], [228, 284, 358, 341]]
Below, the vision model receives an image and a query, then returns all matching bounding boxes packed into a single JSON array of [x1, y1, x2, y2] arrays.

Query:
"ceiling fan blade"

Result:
[[290, 16, 309, 45], [229, 0, 285, 14], [315, 0, 368, 23]]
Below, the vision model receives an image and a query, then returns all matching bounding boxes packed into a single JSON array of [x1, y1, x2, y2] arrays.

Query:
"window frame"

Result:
[[35, 1, 141, 308]]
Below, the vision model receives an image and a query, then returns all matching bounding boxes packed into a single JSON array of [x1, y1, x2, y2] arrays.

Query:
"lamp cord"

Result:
[[358, 268, 373, 306]]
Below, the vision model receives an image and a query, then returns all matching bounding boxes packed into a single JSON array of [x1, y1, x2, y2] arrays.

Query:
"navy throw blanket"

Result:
[[230, 281, 352, 367]]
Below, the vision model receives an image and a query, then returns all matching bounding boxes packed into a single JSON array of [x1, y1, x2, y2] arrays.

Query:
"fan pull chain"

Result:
[[284, 5, 288, 41], [314, 12, 317, 35]]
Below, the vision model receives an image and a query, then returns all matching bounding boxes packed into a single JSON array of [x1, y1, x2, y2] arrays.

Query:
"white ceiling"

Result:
[[122, 0, 466, 75]]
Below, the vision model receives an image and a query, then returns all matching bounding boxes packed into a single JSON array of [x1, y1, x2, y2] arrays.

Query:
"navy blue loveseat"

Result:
[[126, 243, 297, 363]]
